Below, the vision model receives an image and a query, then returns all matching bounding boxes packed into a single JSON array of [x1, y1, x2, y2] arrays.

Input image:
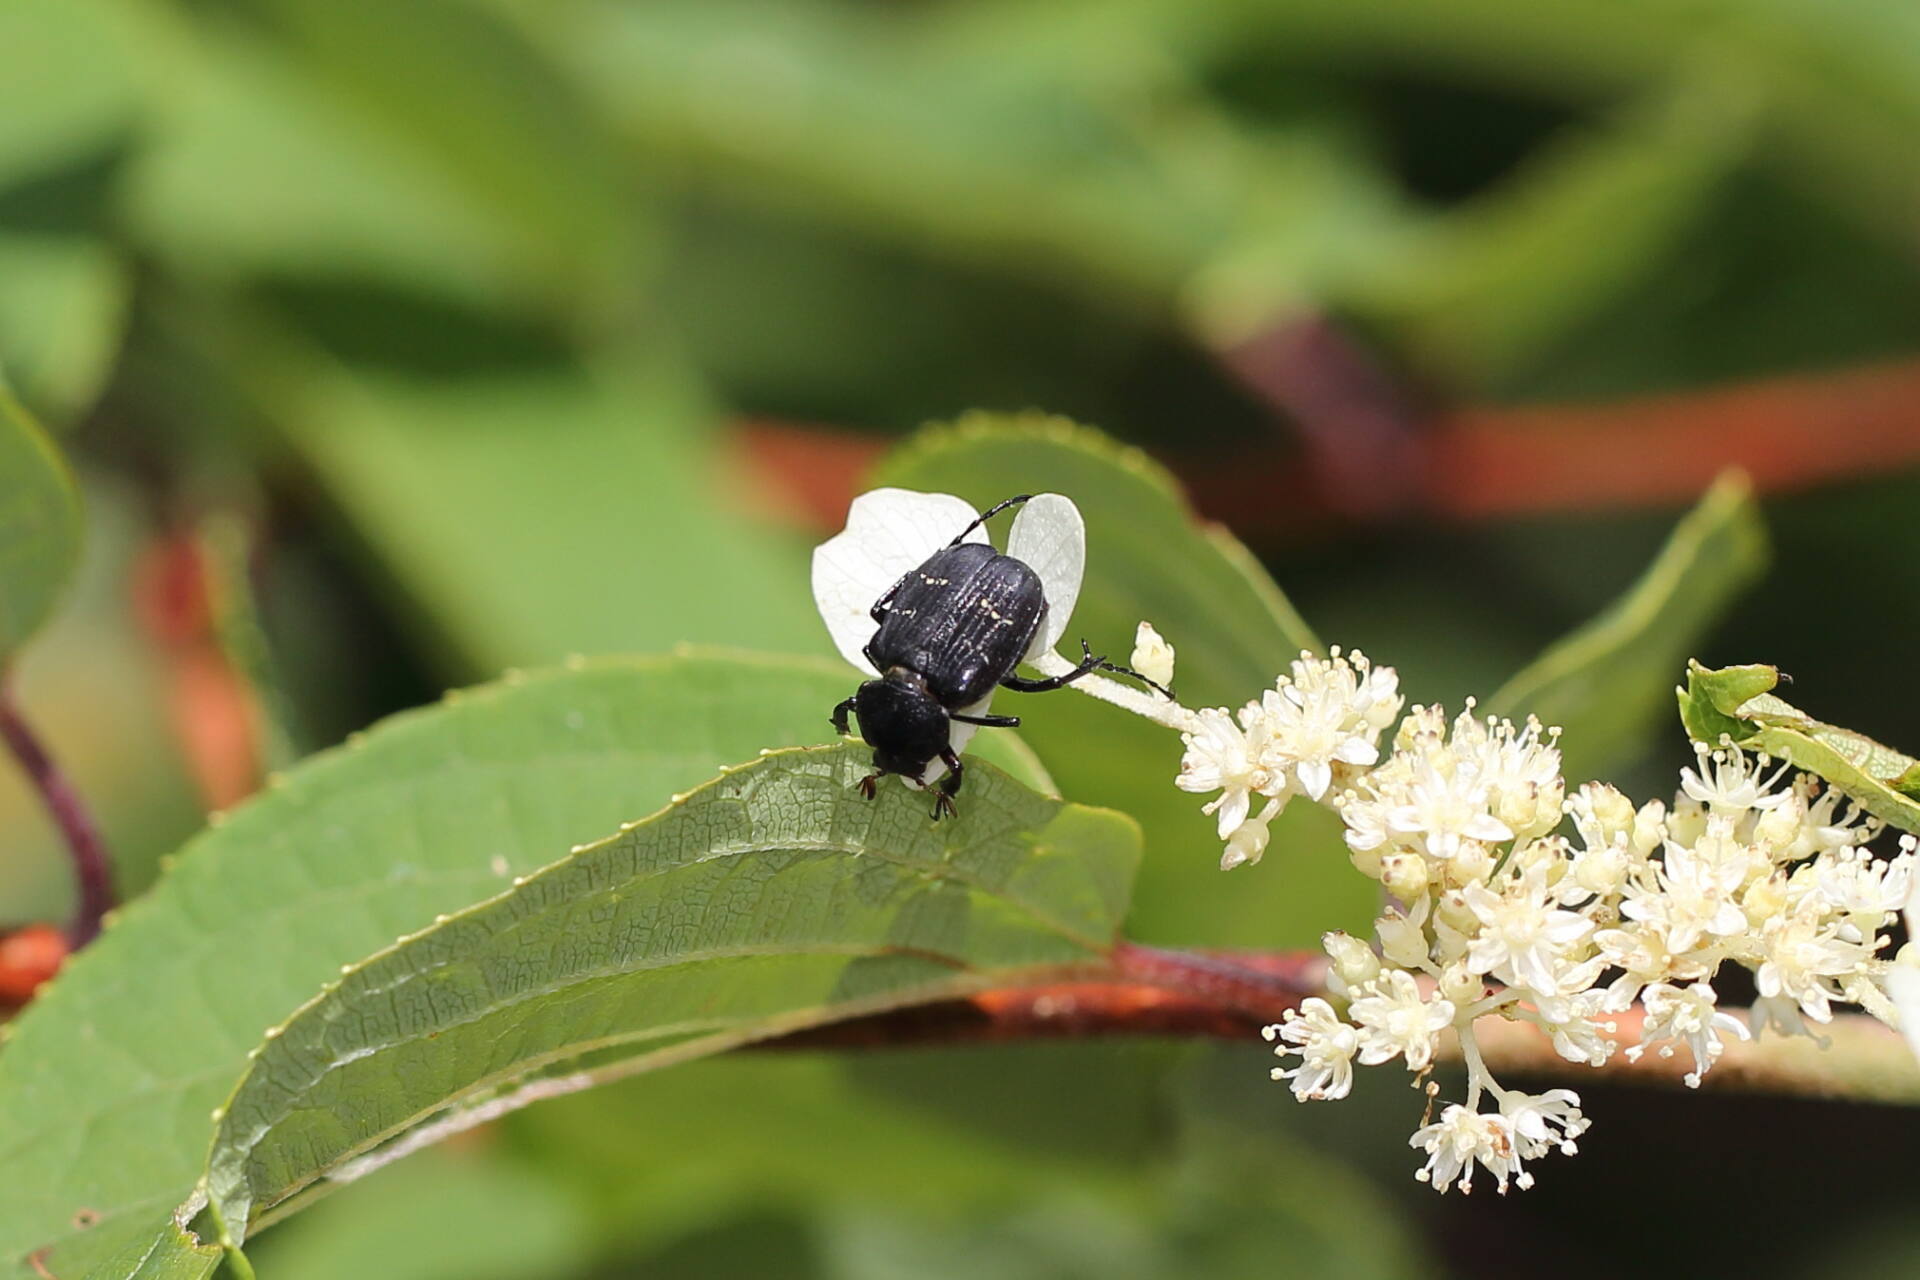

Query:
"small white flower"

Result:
[[1178, 707, 1277, 839], [1679, 744, 1791, 816], [1501, 1088, 1588, 1159], [1812, 846, 1913, 918], [1747, 993, 1826, 1045], [1592, 923, 1681, 1013], [1460, 864, 1594, 996], [1254, 650, 1402, 802], [1541, 990, 1618, 1067], [1788, 780, 1882, 861], [1629, 982, 1749, 1086], [1348, 968, 1454, 1071], [1890, 838, 1920, 1066], [1410, 1106, 1523, 1194], [1753, 899, 1873, 1024], [1620, 823, 1754, 956], [1387, 757, 1514, 864], [1469, 714, 1565, 840], [1265, 998, 1360, 1101]]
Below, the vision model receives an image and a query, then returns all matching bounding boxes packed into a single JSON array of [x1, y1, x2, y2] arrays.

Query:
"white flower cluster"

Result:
[[1174, 655, 1915, 1195], [1174, 649, 1403, 870], [811, 493, 1920, 1196]]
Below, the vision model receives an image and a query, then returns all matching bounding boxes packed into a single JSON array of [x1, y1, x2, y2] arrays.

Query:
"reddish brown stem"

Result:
[[0, 677, 115, 947], [1215, 312, 1427, 521], [769, 946, 1324, 1049], [765, 949, 1920, 1106]]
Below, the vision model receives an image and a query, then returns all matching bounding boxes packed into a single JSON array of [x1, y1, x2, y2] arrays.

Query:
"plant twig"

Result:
[[0, 677, 114, 947], [765, 946, 1920, 1105], [1214, 310, 1428, 521], [735, 354, 1920, 532]]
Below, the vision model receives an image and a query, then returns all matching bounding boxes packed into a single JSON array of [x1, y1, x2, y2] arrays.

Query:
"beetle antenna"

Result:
[[1092, 656, 1174, 700], [947, 494, 1033, 547]]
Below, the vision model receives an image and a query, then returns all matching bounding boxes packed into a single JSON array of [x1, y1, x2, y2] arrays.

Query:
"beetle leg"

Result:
[[1000, 639, 1103, 692], [950, 711, 1020, 727], [946, 494, 1034, 547], [858, 772, 881, 800], [930, 749, 964, 820], [831, 696, 858, 736]]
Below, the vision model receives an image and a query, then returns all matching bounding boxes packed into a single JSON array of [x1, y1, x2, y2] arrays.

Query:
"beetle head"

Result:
[[853, 669, 949, 783]]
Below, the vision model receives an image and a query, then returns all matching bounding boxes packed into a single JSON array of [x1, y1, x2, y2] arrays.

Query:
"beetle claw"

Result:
[[857, 773, 880, 800], [930, 791, 958, 821]]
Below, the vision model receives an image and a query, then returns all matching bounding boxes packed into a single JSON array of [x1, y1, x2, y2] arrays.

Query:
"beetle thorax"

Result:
[[854, 668, 951, 780]]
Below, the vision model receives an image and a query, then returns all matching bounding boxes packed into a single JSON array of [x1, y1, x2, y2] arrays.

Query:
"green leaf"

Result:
[[204, 744, 1136, 1244], [506, 1047, 1162, 1264], [1488, 471, 1766, 781], [89, 1221, 223, 1280], [1348, 77, 1751, 385], [249, 343, 828, 674], [241, 1144, 593, 1280], [874, 413, 1366, 948], [1678, 659, 1920, 832], [128, 0, 639, 326], [0, 383, 82, 658], [0, 0, 145, 190], [0, 652, 1045, 1278], [0, 233, 129, 424]]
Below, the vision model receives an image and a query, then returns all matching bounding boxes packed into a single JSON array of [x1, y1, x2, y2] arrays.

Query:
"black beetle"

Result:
[[830, 494, 1165, 819]]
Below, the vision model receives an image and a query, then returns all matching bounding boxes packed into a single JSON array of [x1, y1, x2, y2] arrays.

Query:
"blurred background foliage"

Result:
[[5, 0, 1920, 1276]]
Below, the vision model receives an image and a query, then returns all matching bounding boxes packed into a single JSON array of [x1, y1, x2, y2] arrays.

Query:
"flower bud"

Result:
[[1576, 783, 1636, 840], [1439, 960, 1484, 1008], [1751, 790, 1804, 859], [1447, 840, 1495, 884], [1743, 871, 1788, 927], [1323, 930, 1380, 992], [1379, 908, 1430, 969], [1573, 838, 1630, 900], [1631, 799, 1668, 857], [1220, 814, 1272, 870], [1381, 852, 1430, 902], [1434, 890, 1479, 939], [1130, 621, 1176, 691]]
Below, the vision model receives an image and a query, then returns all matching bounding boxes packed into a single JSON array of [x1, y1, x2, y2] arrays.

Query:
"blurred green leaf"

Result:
[[242, 1144, 592, 1280], [241, 0, 638, 321], [0, 653, 1039, 1278], [205, 744, 1138, 1245], [1489, 471, 1766, 781], [549, 0, 1207, 308], [1350, 77, 1751, 384], [0, 384, 82, 658], [128, 2, 638, 326], [815, 1050, 1428, 1280], [1678, 658, 1920, 831], [504, 1048, 1159, 1263], [0, 234, 129, 423], [875, 413, 1369, 948], [0, 0, 145, 189], [263, 349, 826, 672]]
